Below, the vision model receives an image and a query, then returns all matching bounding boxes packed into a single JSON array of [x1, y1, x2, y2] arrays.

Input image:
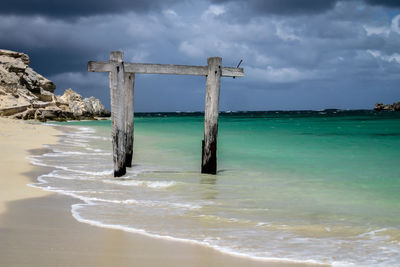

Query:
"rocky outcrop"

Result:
[[0, 49, 110, 121], [83, 97, 111, 117], [56, 89, 110, 118], [374, 102, 400, 111]]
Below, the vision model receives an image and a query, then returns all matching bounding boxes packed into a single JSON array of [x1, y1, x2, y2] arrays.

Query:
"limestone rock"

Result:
[[70, 99, 88, 117], [83, 97, 111, 117], [34, 106, 74, 122], [0, 49, 110, 121], [17, 88, 38, 102], [0, 49, 57, 117], [58, 89, 110, 118], [0, 104, 31, 117], [20, 67, 56, 93], [59, 88, 82, 104], [0, 65, 21, 92], [38, 74, 56, 93], [0, 54, 28, 73], [37, 88, 55, 102], [0, 88, 31, 116], [0, 49, 30, 65], [31, 100, 54, 109], [10, 108, 36, 120]]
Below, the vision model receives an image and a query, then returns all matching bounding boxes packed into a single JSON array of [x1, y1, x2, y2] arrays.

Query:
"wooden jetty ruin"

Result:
[[88, 51, 244, 177]]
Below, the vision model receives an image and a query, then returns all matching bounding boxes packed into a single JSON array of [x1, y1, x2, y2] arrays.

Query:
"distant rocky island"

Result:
[[0, 49, 110, 121], [374, 102, 400, 111]]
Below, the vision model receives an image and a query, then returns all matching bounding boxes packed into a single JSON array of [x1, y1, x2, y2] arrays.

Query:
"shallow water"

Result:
[[30, 110, 400, 266]]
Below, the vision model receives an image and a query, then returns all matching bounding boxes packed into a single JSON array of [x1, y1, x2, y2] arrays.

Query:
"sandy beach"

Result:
[[0, 118, 319, 267]]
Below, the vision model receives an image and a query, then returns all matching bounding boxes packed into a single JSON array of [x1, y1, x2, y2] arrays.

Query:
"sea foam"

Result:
[[29, 118, 400, 267]]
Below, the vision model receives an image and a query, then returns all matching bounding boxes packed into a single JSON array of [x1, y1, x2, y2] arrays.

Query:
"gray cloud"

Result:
[[0, 13, 174, 75], [0, 0, 399, 111], [365, 0, 400, 8], [210, 0, 400, 18], [0, 0, 178, 18], [210, 0, 339, 15], [1, 0, 399, 19]]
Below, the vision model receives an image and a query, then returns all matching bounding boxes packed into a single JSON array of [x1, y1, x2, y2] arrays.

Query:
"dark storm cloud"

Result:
[[364, 0, 400, 8], [211, 0, 400, 17], [210, 0, 339, 15], [0, 13, 169, 75], [0, 0, 177, 18], [2, 0, 398, 19], [0, 18, 107, 75], [0, 0, 399, 111]]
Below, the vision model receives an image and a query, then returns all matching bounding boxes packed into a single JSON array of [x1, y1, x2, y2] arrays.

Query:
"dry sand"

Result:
[[0, 118, 56, 214], [0, 118, 322, 267]]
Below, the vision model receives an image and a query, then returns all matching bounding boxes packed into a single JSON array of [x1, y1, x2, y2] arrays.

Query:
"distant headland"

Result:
[[374, 102, 400, 111]]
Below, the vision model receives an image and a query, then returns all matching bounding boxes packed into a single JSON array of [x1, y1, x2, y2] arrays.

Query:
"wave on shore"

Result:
[[27, 113, 400, 266]]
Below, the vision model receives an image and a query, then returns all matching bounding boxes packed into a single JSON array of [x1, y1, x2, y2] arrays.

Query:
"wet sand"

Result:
[[0, 118, 322, 267]]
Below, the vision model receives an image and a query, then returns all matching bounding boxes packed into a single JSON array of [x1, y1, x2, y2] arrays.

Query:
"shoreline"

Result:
[[0, 118, 323, 266], [0, 118, 57, 215]]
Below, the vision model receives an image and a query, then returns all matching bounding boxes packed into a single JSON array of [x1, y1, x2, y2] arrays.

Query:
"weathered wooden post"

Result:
[[202, 57, 222, 174], [88, 53, 243, 177], [124, 72, 135, 167], [109, 51, 126, 177]]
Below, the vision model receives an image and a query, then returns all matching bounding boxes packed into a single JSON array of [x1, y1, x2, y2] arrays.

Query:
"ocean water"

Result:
[[30, 110, 400, 266]]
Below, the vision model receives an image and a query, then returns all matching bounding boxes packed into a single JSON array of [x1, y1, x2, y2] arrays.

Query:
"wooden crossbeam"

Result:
[[88, 61, 244, 77]]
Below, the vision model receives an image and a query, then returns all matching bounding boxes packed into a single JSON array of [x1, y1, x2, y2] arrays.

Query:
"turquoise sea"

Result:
[[30, 110, 400, 266]]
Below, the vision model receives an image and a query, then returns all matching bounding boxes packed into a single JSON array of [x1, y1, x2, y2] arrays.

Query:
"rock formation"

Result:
[[57, 89, 110, 118], [374, 102, 400, 111], [0, 49, 110, 121]]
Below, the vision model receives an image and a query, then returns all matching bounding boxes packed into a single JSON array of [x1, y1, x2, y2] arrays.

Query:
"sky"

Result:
[[1, 0, 399, 111]]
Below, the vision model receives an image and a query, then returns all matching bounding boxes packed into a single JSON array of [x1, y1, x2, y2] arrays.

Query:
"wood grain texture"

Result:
[[201, 57, 222, 174], [221, 67, 244, 77], [124, 72, 135, 168], [88, 61, 112, 72], [109, 51, 126, 177], [89, 54, 245, 177], [89, 61, 243, 77]]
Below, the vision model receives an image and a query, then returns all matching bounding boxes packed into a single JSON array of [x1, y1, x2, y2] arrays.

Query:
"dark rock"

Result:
[[374, 101, 400, 111], [34, 107, 75, 122], [392, 102, 400, 111], [374, 102, 384, 111], [0, 104, 30, 116], [11, 108, 36, 120]]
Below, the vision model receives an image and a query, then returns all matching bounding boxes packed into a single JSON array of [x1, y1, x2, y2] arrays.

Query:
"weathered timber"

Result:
[[88, 61, 244, 77], [109, 51, 126, 177], [221, 67, 244, 77], [124, 72, 135, 168], [202, 57, 222, 174], [88, 52, 244, 177]]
